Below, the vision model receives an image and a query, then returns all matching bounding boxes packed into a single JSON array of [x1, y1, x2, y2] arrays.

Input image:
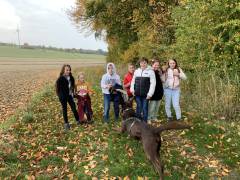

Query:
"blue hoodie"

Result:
[[101, 63, 121, 94]]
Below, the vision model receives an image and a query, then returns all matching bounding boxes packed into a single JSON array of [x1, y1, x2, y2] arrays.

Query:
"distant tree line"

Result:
[[0, 42, 107, 56]]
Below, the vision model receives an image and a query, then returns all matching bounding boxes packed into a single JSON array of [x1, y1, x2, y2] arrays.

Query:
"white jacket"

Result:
[[161, 68, 187, 89], [130, 67, 156, 97], [101, 63, 121, 94]]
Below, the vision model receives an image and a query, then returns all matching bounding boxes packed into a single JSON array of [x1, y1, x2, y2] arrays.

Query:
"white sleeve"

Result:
[[101, 75, 108, 89], [147, 70, 156, 97], [179, 68, 187, 80], [130, 72, 136, 93]]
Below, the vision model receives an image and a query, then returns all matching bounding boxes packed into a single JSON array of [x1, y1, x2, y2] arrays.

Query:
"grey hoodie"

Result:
[[101, 63, 121, 94]]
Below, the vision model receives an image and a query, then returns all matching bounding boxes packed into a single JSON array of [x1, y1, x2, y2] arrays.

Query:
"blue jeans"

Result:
[[164, 88, 181, 120], [135, 96, 149, 122], [103, 94, 120, 122]]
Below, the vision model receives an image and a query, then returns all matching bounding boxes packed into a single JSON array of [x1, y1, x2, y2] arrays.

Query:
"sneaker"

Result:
[[64, 123, 70, 130], [87, 119, 94, 124], [78, 120, 86, 125]]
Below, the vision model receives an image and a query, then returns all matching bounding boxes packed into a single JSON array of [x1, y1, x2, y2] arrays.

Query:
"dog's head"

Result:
[[122, 108, 136, 120], [115, 89, 136, 120]]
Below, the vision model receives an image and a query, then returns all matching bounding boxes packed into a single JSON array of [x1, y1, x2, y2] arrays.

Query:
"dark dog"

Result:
[[115, 107, 191, 179]]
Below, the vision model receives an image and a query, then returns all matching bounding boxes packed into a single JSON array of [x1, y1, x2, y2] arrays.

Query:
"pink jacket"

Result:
[[161, 68, 187, 89]]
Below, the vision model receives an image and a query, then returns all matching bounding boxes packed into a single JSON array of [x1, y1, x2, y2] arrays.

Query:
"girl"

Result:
[[162, 59, 187, 121], [75, 72, 94, 124], [101, 63, 121, 123], [148, 59, 164, 122], [130, 57, 156, 122], [56, 64, 80, 130]]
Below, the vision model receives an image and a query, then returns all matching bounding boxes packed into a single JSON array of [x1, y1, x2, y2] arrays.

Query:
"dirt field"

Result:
[[0, 57, 105, 122]]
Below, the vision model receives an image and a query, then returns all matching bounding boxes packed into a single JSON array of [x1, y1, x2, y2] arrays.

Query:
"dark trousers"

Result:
[[77, 95, 93, 122], [59, 95, 79, 124], [135, 96, 149, 122]]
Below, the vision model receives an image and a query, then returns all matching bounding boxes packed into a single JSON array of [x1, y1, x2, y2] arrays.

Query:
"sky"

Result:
[[0, 0, 108, 50]]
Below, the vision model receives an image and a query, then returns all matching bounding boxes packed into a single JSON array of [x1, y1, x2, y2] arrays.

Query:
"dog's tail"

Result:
[[153, 121, 191, 134]]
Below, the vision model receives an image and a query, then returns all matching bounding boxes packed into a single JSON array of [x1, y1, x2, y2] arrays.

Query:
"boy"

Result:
[[130, 57, 156, 122], [101, 63, 121, 123], [123, 63, 135, 106]]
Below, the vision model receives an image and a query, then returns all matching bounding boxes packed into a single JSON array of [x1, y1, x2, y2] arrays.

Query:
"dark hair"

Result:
[[59, 64, 72, 77], [139, 57, 148, 64], [151, 57, 160, 65], [167, 58, 180, 72]]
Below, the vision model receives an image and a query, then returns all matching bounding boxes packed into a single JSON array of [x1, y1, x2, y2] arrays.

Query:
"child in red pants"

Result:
[[75, 72, 93, 124]]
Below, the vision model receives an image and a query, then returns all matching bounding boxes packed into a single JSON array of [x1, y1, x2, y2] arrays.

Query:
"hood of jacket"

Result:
[[106, 62, 117, 75]]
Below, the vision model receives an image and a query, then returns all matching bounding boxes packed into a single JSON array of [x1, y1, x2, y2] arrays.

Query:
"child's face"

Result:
[[64, 66, 71, 76], [108, 65, 114, 75], [168, 60, 176, 69], [128, 65, 135, 74], [78, 75, 84, 82], [140, 61, 147, 69], [152, 62, 159, 71]]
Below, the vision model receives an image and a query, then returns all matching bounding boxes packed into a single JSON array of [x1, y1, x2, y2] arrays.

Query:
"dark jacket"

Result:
[[151, 70, 163, 100], [134, 77, 150, 97], [56, 75, 75, 98]]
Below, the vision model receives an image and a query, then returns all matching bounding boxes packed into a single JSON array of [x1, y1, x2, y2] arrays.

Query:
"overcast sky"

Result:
[[0, 0, 108, 50]]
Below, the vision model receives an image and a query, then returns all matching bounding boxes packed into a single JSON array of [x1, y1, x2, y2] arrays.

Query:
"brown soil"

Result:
[[0, 58, 104, 122]]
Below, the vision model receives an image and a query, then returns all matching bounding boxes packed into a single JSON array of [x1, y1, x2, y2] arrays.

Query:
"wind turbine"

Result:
[[16, 25, 20, 47]]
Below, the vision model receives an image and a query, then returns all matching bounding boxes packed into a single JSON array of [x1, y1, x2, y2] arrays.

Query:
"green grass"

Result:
[[0, 45, 106, 60], [183, 115, 240, 170]]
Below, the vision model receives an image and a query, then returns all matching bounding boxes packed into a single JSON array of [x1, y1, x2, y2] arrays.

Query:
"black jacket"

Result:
[[134, 77, 150, 97], [56, 75, 75, 98], [151, 70, 163, 100]]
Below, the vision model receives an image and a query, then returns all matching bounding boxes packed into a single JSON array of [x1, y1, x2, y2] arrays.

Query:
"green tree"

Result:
[[172, 0, 240, 72]]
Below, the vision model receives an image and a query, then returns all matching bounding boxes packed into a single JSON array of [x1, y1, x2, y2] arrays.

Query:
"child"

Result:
[[148, 59, 164, 122], [101, 63, 121, 123], [123, 63, 135, 106], [75, 72, 93, 124], [130, 57, 156, 122], [56, 64, 80, 130], [162, 59, 187, 121]]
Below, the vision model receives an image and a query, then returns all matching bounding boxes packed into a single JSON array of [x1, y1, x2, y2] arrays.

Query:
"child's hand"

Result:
[[162, 65, 168, 72], [107, 84, 112, 89], [146, 95, 151, 100], [173, 69, 179, 76]]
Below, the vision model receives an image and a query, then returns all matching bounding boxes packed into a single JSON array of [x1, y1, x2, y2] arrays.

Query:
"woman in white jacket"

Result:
[[162, 59, 187, 121]]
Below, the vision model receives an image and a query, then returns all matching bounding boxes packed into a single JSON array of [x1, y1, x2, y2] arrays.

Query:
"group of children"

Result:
[[56, 57, 186, 130]]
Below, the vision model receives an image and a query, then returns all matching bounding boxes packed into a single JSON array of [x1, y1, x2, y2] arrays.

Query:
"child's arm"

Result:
[[116, 74, 122, 85], [179, 68, 187, 80], [101, 75, 109, 89], [123, 75, 131, 88], [87, 82, 94, 95], [147, 70, 156, 98], [74, 84, 79, 98], [130, 72, 136, 95]]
